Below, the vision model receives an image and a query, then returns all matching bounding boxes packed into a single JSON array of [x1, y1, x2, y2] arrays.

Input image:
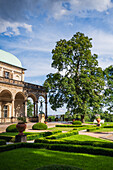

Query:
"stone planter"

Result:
[[16, 123, 26, 135], [96, 118, 101, 126]]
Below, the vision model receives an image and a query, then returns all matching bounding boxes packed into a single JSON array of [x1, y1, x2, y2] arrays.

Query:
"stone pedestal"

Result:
[[15, 135, 27, 143], [39, 113, 45, 123]]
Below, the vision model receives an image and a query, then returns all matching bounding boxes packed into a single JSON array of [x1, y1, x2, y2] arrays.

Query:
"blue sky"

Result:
[[1, 0, 113, 115]]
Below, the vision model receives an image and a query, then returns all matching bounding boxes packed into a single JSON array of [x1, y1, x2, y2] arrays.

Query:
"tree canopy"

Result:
[[44, 32, 105, 122], [104, 65, 113, 113]]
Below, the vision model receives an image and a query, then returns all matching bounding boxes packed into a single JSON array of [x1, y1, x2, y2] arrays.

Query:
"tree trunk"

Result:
[[81, 115, 85, 123]]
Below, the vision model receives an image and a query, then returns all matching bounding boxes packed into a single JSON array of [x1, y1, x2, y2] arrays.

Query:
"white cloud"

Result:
[[0, 19, 32, 36], [71, 0, 113, 12], [22, 57, 56, 77]]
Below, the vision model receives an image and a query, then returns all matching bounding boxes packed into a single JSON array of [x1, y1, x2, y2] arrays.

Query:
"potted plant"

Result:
[[95, 114, 101, 126], [16, 116, 27, 135]]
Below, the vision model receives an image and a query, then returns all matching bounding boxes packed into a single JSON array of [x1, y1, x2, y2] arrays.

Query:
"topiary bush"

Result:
[[6, 124, 18, 132], [72, 121, 82, 125], [32, 123, 47, 130]]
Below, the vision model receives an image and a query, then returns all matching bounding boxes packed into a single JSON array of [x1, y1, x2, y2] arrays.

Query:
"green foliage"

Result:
[[35, 138, 113, 149], [0, 135, 14, 142], [100, 111, 113, 122], [72, 121, 82, 125], [27, 99, 34, 117], [44, 32, 105, 121], [36, 164, 81, 170], [56, 124, 83, 127], [17, 116, 26, 123], [0, 139, 6, 145], [6, 124, 18, 132], [87, 127, 101, 132], [32, 123, 47, 130], [1, 143, 113, 157], [46, 130, 78, 139], [48, 115, 55, 121]]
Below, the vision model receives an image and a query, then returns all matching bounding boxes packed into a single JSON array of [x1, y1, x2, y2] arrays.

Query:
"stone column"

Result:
[[25, 100, 27, 117], [36, 101, 38, 117], [45, 101, 48, 119], [11, 99, 15, 117], [8, 105, 11, 118], [34, 102, 36, 117]]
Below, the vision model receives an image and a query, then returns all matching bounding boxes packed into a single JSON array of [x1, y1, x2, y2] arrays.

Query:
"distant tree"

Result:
[[44, 32, 105, 122], [104, 65, 113, 113], [27, 99, 34, 117]]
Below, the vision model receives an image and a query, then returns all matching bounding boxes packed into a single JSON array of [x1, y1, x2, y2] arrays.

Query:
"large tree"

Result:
[[44, 32, 105, 122], [104, 65, 113, 113]]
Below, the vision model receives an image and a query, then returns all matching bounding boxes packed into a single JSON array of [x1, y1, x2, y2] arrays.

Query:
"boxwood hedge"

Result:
[[6, 124, 18, 132], [32, 123, 47, 130]]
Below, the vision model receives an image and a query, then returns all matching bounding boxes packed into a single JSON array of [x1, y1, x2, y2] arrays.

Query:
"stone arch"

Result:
[[28, 93, 37, 102], [14, 92, 25, 117], [27, 93, 38, 117], [0, 90, 13, 119], [0, 89, 13, 101]]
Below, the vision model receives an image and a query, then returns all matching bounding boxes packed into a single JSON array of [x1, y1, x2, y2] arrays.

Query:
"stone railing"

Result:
[[24, 82, 45, 91], [0, 76, 24, 87]]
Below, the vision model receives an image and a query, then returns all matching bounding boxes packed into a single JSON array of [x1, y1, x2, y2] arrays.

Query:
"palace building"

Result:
[[0, 50, 47, 123]]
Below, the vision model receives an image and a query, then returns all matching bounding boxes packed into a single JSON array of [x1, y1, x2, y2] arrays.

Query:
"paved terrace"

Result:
[[0, 122, 113, 141]]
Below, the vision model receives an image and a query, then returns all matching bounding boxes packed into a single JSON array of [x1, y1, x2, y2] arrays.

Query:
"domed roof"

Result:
[[0, 49, 22, 68]]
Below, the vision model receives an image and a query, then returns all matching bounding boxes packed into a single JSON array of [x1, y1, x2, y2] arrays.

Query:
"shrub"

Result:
[[0, 139, 6, 145], [87, 127, 100, 132], [72, 121, 82, 125], [0, 135, 14, 142], [46, 130, 78, 139], [103, 125, 113, 128], [32, 123, 47, 130], [27, 130, 62, 140], [56, 125, 83, 127], [6, 124, 18, 132]]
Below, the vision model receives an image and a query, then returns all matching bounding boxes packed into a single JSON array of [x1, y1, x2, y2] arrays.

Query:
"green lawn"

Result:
[[93, 128, 113, 132], [0, 132, 40, 136], [48, 127, 74, 131], [61, 135, 111, 142], [0, 148, 113, 170]]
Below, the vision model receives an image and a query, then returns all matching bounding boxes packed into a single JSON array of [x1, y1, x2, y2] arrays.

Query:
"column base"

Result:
[[15, 135, 27, 143]]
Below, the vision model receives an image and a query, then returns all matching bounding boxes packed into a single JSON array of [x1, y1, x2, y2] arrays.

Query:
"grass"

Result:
[[61, 135, 111, 142], [0, 148, 113, 170], [93, 128, 113, 132], [48, 127, 74, 131], [0, 132, 39, 136]]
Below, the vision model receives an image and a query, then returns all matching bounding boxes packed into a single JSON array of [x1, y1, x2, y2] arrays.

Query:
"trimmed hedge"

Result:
[[0, 135, 15, 142], [1, 142, 113, 157], [32, 123, 47, 130], [103, 125, 113, 128], [72, 121, 82, 125], [0, 139, 6, 145], [35, 138, 113, 149], [87, 127, 101, 132], [6, 124, 18, 132], [27, 130, 62, 140], [56, 125, 83, 127], [1, 143, 113, 157], [46, 130, 78, 139], [36, 164, 81, 170]]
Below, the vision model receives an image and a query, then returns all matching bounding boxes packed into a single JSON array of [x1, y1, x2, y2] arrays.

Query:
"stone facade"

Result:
[[0, 61, 47, 124]]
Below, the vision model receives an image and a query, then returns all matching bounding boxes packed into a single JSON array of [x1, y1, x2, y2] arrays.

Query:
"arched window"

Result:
[[3, 105, 8, 118]]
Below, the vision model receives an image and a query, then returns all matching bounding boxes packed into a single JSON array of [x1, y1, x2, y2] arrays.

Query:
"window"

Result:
[[3, 105, 8, 118], [5, 72, 9, 79]]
